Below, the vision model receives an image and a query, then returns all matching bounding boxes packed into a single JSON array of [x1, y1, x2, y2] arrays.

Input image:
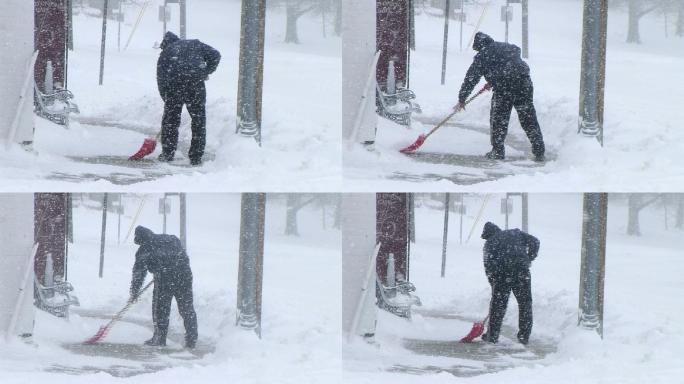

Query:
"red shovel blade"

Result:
[[399, 134, 427, 154], [128, 137, 157, 161], [83, 325, 109, 344], [460, 321, 486, 343]]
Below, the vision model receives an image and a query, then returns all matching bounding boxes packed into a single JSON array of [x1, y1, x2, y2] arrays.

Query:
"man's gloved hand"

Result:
[[128, 292, 138, 304], [454, 101, 466, 112], [484, 82, 493, 91]]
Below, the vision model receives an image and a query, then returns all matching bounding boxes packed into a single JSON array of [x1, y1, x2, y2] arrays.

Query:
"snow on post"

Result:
[[0, 0, 35, 146], [0, 194, 36, 341], [578, 0, 608, 145], [342, 0, 378, 144], [579, 193, 608, 338], [236, 193, 266, 338], [342, 194, 378, 340], [236, 0, 266, 145]]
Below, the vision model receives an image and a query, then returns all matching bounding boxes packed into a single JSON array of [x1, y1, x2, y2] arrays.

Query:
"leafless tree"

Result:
[[626, 194, 660, 236]]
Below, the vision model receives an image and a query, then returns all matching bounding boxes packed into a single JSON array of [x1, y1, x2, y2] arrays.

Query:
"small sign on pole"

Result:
[[501, 6, 513, 22]]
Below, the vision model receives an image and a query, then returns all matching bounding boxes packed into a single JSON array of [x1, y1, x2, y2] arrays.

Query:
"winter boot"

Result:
[[533, 153, 545, 163], [144, 334, 166, 347], [484, 149, 505, 160], [481, 332, 496, 343], [517, 333, 529, 345], [185, 337, 197, 349], [189, 158, 203, 167], [158, 152, 174, 162]]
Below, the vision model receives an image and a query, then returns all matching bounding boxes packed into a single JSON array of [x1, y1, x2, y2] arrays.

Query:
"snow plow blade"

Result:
[[128, 137, 158, 161]]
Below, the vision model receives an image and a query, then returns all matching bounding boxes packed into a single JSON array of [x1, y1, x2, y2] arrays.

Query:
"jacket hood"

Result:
[[134, 226, 155, 245], [160, 31, 180, 50], [481, 221, 502, 240], [473, 32, 494, 51]]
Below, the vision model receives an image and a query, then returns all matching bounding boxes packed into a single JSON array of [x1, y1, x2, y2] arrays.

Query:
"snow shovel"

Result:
[[83, 280, 154, 344], [128, 132, 161, 161], [399, 85, 490, 154], [460, 315, 489, 343]]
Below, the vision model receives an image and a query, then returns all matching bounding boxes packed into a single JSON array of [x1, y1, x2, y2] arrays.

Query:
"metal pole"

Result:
[[117, 194, 122, 245], [99, 0, 109, 85], [441, 193, 450, 278], [505, 194, 510, 230], [99, 193, 108, 278], [180, 0, 187, 39], [163, 0, 167, 35], [578, 193, 607, 338], [117, 0, 122, 52], [162, 194, 168, 234], [459, 0, 464, 52], [522, 193, 529, 232], [505, 0, 510, 43], [180, 193, 187, 250], [236, 193, 266, 338], [522, 0, 529, 58], [459, 194, 464, 245], [440, 0, 450, 85], [236, 0, 266, 146], [578, 0, 608, 145]]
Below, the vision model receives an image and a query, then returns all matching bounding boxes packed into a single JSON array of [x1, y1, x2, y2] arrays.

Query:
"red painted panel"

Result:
[[376, 0, 409, 91], [376, 193, 409, 283], [34, 193, 67, 284], [35, 0, 67, 90]]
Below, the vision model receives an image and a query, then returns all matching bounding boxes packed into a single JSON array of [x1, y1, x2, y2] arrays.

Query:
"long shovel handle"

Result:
[[106, 280, 154, 327], [424, 85, 490, 140]]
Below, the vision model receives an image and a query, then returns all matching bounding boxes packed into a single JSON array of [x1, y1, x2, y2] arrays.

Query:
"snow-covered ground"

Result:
[[0, 0, 341, 191], [344, 193, 684, 383], [0, 194, 341, 383], [344, 0, 684, 191]]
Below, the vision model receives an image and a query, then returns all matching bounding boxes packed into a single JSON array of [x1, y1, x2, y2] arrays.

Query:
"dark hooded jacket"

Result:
[[130, 225, 191, 298], [481, 222, 539, 279], [157, 32, 221, 98], [458, 32, 530, 103]]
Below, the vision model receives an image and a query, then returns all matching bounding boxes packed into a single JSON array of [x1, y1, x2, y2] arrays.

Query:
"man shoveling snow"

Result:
[[456, 32, 545, 162], [129, 225, 198, 349], [480, 221, 539, 345]]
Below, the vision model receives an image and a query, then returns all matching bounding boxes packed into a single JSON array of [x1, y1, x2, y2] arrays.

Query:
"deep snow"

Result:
[[344, 0, 684, 191], [0, 193, 342, 383], [343, 193, 684, 383]]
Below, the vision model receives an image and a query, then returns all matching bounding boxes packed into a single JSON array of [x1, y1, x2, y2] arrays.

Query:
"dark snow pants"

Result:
[[486, 266, 533, 344], [490, 76, 545, 157], [161, 81, 207, 163], [151, 267, 198, 346]]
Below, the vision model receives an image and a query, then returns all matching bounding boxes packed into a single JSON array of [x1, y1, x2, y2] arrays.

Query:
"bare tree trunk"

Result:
[[333, 195, 341, 229], [627, 0, 661, 43], [627, 194, 642, 236], [627, 1, 642, 43], [677, 1, 684, 37], [285, 1, 300, 44], [676, 194, 684, 229], [285, 194, 301, 236], [334, 0, 341, 36], [627, 194, 661, 236]]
